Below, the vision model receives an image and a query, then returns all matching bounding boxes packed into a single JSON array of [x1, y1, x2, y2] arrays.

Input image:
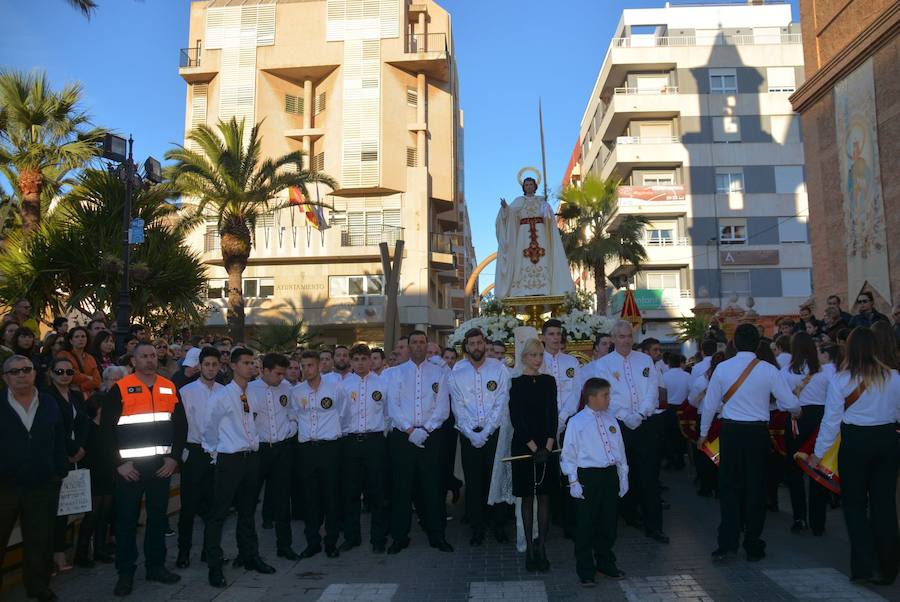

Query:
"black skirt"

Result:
[[511, 454, 559, 497]]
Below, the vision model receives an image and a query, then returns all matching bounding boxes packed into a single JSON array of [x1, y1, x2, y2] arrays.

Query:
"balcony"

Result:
[[340, 225, 404, 248], [430, 232, 455, 269], [607, 185, 687, 229], [599, 88, 681, 141], [179, 47, 218, 83], [600, 139, 685, 181], [610, 33, 801, 49], [387, 32, 450, 81]]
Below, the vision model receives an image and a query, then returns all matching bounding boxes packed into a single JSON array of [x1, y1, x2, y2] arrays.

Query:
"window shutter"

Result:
[[188, 84, 208, 151], [406, 87, 418, 106], [285, 94, 304, 115], [406, 146, 417, 167], [315, 91, 327, 115], [348, 211, 366, 246]]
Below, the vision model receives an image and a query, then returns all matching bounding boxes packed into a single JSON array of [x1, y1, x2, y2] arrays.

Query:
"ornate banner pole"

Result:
[[539, 99, 549, 200]]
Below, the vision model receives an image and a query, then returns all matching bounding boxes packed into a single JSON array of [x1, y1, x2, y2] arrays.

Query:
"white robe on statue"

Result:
[[494, 195, 575, 300]]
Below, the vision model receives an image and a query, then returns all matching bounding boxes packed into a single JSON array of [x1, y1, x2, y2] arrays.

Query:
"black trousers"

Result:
[[290, 443, 305, 520], [441, 416, 463, 492], [178, 443, 214, 554], [75, 493, 113, 561], [257, 439, 294, 551], [717, 420, 769, 555], [0, 481, 60, 596], [839, 423, 899, 581], [694, 415, 718, 494], [784, 406, 828, 531], [459, 431, 501, 537], [619, 417, 663, 532], [114, 471, 171, 575], [574, 467, 619, 580], [342, 433, 389, 545], [662, 407, 686, 468], [203, 451, 260, 568], [389, 429, 446, 544], [298, 439, 341, 548]]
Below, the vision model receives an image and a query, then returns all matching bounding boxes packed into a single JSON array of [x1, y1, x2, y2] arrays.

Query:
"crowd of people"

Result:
[[0, 292, 898, 599]]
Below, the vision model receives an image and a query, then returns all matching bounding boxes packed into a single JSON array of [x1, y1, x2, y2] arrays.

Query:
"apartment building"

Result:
[[573, 1, 811, 341], [178, 0, 475, 345]]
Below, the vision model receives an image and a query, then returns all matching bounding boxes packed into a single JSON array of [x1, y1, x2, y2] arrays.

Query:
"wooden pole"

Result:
[[380, 239, 404, 353]]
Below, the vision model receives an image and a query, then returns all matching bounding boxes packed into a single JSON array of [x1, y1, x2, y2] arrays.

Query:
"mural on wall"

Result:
[[833, 58, 890, 300]]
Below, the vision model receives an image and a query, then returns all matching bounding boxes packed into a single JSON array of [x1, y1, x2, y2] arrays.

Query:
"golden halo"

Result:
[[517, 166, 541, 188]]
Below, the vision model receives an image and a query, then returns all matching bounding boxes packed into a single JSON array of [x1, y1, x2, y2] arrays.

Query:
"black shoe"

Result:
[[493, 528, 509, 543], [372, 542, 386, 554], [262, 519, 274, 530], [746, 550, 766, 562], [175, 551, 190, 569], [113, 574, 134, 597], [537, 548, 550, 572], [338, 540, 360, 553], [325, 545, 340, 558], [580, 577, 597, 588], [598, 567, 626, 580], [790, 519, 807, 534], [146, 566, 181, 584], [244, 556, 276, 574], [232, 556, 247, 568], [387, 540, 408, 555], [300, 544, 321, 559], [711, 548, 737, 562], [469, 533, 484, 547], [73, 556, 95, 569], [30, 590, 58, 602], [430, 539, 453, 552], [646, 530, 670, 544], [277, 548, 300, 561], [208, 567, 226, 588]]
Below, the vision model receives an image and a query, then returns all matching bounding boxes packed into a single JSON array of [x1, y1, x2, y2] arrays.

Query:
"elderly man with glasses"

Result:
[[0, 355, 69, 602], [848, 291, 890, 329]]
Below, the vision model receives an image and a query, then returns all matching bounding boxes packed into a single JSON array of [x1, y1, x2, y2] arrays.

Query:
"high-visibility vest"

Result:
[[115, 373, 179, 461]]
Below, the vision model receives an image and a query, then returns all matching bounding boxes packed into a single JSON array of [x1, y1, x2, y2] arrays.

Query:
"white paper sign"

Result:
[[57, 468, 92, 516]]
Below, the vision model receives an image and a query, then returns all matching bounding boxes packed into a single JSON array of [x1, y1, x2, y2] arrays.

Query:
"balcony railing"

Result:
[[610, 32, 801, 48], [407, 32, 447, 54], [430, 233, 455, 254], [180, 47, 201, 68], [340, 225, 404, 247], [614, 85, 679, 95], [645, 236, 690, 247], [616, 135, 679, 145]]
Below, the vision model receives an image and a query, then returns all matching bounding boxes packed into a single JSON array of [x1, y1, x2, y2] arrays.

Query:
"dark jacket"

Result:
[[41, 385, 89, 458], [849, 310, 890, 329], [0, 390, 69, 488]]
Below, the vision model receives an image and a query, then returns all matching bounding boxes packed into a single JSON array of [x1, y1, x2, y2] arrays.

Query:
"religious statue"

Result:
[[494, 170, 575, 300]]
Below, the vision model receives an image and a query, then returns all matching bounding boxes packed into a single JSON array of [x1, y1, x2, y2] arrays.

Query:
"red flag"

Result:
[[289, 186, 328, 231]]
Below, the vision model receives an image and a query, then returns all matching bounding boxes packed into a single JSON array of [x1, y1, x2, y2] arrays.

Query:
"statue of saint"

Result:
[[494, 174, 575, 300]]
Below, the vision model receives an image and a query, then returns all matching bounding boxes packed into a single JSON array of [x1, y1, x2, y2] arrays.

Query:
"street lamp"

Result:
[[101, 133, 161, 355]]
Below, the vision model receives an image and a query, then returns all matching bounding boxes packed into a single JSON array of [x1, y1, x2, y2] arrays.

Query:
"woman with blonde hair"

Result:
[[809, 328, 900, 585], [508, 337, 558, 572]]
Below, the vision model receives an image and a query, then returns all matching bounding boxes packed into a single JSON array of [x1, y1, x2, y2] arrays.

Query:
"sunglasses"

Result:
[[241, 393, 250, 414], [53, 368, 77, 376], [4, 366, 34, 376]]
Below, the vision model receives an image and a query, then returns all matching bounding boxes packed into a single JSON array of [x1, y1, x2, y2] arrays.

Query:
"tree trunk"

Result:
[[225, 260, 246, 344], [18, 169, 43, 237], [594, 263, 608, 314]]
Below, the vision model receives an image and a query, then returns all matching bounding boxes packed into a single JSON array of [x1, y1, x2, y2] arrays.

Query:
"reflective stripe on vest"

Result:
[[117, 412, 173, 426], [120, 445, 173, 459], [115, 374, 178, 459]]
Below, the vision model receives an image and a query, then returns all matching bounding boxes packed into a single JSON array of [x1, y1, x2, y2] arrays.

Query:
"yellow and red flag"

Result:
[[620, 288, 642, 330], [289, 186, 329, 231]]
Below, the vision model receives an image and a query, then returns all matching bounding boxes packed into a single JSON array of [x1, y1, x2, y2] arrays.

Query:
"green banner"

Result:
[[610, 289, 669, 312]]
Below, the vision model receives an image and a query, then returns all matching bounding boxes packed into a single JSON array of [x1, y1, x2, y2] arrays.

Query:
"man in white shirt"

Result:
[[592, 333, 612, 361], [291, 350, 346, 559], [338, 345, 390, 553], [202, 348, 275, 589], [176, 347, 224, 569], [596, 320, 667, 544], [576, 332, 612, 394], [333, 346, 352, 380], [661, 353, 691, 471], [285, 357, 301, 386], [449, 328, 510, 546], [691, 340, 718, 391], [540, 319, 580, 435], [371, 348, 386, 375], [385, 331, 452, 554], [698, 324, 800, 562], [248, 353, 298, 560]]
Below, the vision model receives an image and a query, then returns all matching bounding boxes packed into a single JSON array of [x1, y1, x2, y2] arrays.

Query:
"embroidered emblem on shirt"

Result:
[[642, 367, 650, 378], [127, 386, 142, 394], [299, 397, 308, 408], [486, 380, 498, 392], [609, 425, 617, 434], [612, 371, 621, 381], [431, 382, 439, 393], [372, 390, 383, 401], [279, 395, 288, 407], [566, 367, 575, 378], [351, 391, 358, 401], [320, 397, 333, 409]]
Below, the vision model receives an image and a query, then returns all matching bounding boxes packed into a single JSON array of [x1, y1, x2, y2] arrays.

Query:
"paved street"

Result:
[[6, 467, 899, 602]]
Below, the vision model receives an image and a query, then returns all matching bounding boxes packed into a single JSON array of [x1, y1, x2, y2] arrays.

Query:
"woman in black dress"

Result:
[[509, 337, 558, 572]]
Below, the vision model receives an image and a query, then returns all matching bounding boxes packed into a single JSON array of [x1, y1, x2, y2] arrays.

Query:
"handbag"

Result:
[[57, 464, 93, 516]]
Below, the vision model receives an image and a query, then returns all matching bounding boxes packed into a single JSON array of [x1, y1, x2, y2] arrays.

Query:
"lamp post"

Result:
[[101, 133, 162, 355]]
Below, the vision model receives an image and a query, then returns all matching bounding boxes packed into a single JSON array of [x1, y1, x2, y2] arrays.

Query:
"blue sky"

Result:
[[2, 0, 799, 289]]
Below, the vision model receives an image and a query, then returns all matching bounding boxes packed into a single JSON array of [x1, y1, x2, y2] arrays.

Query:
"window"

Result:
[[774, 166, 805, 194], [204, 224, 220, 252], [645, 222, 675, 246], [406, 146, 417, 167], [720, 219, 747, 245], [314, 91, 326, 115], [709, 69, 737, 94], [637, 121, 673, 141], [406, 87, 418, 106], [721, 270, 750, 295], [285, 94, 304, 115], [311, 152, 325, 172], [715, 170, 744, 193], [207, 278, 274, 300], [778, 216, 808, 243], [330, 196, 403, 247], [767, 67, 796, 92], [641, 172, 675, 186], [328, 275, 384, 304], [713, 115, 741, 142], [781, 268, 811, 297], [635, 75, 669, 93], [644, 271, 679, 290]]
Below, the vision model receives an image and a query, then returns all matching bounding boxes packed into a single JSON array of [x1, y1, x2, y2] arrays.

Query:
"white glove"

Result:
[[623, 413, 643, 430], [209, 451, 218, 465], [569, 482, 585, 499], [408, 428, 428, 448], [617, 468, 629, 498]]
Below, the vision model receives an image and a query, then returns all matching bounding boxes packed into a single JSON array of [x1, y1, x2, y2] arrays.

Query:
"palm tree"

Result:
[[558, 175, 651, 313], [0, 168, 208, 330], [0, 70, 105, 237], [671, 315, 712, 347], [65, 0, 97, 18], [166, 117, 337, 342]]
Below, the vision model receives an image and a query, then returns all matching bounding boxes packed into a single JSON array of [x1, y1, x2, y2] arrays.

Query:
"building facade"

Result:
[[790, 0, 898, 313], [572, 2, 811, 342], [178, 0, 475, 345]]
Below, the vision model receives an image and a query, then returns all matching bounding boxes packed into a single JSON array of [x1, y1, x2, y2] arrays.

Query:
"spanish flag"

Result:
[[289, 186, 329, 231]]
